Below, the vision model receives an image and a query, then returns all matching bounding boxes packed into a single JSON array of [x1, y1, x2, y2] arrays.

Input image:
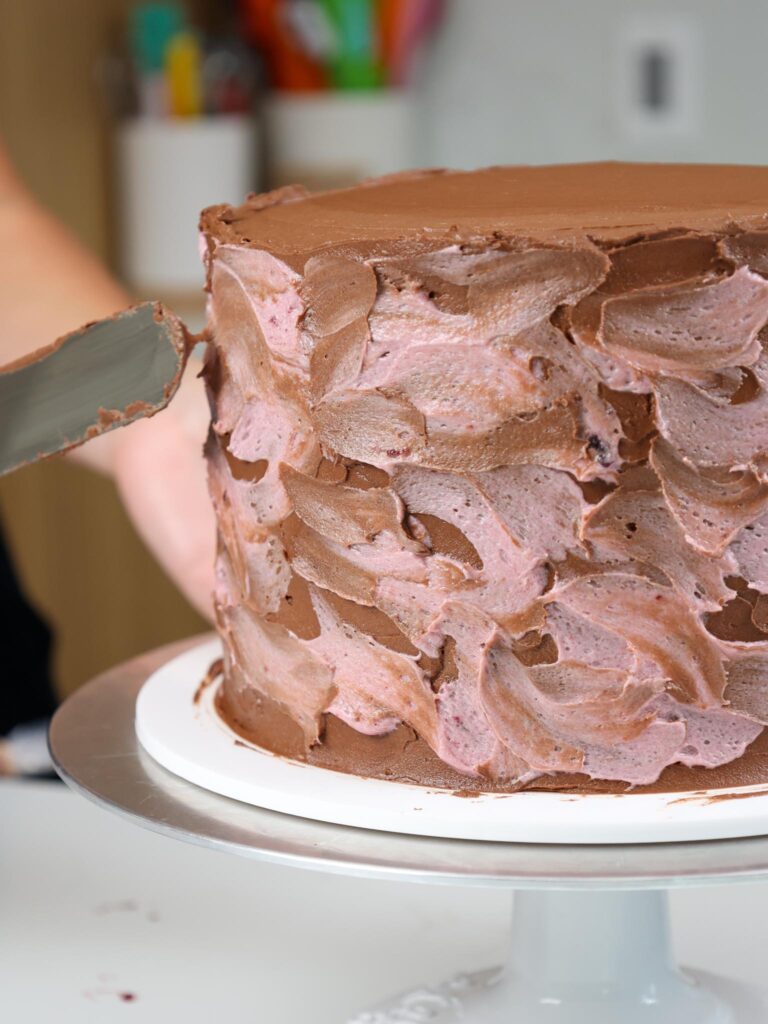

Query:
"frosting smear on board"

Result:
[[201, 163, 768, 790]]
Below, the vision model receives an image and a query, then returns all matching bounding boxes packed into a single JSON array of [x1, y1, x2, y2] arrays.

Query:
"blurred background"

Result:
[[0, 0, 764, 708]]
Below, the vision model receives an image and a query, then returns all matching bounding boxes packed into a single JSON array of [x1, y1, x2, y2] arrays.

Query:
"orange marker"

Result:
[[241, 0, 326, 91], [378, 0, 403, 85]]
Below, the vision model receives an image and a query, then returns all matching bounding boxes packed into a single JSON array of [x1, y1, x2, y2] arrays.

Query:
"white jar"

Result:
[[117, 115, 258, 294], [264, 90, 414, 190]]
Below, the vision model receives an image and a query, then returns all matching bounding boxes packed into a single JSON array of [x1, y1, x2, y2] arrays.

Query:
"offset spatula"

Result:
[[0, 302, 190, 477]]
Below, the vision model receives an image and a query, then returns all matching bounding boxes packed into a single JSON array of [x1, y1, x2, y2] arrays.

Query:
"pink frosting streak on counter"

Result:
[[202, 167, 768, 789]]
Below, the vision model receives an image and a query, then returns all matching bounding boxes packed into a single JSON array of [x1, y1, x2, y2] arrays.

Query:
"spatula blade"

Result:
[[0, 302, 189, 477]]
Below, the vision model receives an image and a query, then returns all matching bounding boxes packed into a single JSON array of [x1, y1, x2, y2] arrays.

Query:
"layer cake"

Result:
[[199, 163, 768, 792]]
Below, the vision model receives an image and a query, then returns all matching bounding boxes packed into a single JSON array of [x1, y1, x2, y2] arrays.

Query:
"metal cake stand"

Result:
[[50, 634, 768, 1022]]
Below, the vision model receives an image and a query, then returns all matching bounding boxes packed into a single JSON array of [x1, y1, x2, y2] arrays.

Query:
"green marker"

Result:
[[130, 3, 185, 116], [320, 0, 382, 90]]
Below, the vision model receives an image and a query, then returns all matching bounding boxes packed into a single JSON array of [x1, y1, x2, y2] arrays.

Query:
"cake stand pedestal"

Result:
[[355, 889, 765, 1022], [49, 636, 768, 1023]]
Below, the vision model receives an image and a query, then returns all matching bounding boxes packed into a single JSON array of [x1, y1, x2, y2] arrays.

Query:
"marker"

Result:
[[130, 3, 183, 116], [320, 0, 382, 90], [167, 30, 203, 117]]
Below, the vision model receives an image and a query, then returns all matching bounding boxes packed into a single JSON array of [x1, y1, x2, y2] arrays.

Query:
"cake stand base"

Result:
[[352, 890, 767, 1023], [48, 638, 768, 1024]]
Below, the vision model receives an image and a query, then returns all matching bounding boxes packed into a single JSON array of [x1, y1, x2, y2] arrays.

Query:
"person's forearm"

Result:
[[110, 359, 216, 619], [0, 153, 132, 474], [0, 155, 130, 367], [0, 149, 216, 617]]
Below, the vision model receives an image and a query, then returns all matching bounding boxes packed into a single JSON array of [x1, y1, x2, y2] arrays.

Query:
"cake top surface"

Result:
[[203, 162, 768, 260]]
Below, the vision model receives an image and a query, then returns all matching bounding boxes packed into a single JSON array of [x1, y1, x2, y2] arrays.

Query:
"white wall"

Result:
[[417, 0, 768, 169]]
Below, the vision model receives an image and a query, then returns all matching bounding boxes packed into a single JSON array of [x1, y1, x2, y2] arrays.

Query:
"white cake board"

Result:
[[135, 638, 768, 845]]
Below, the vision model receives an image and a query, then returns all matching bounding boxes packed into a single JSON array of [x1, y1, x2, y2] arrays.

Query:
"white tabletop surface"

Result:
[[3, 778, 768, 1023]]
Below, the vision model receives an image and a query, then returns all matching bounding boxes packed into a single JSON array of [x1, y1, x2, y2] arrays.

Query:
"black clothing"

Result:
[[0, 525, 57, 736]]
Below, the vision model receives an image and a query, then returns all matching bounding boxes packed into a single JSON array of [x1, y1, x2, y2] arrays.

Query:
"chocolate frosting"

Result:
[[202, 162, 768, 792], [201, 163, 768, 265]]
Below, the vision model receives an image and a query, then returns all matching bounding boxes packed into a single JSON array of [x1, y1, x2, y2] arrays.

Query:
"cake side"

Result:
[[202, 163, 768, 791]]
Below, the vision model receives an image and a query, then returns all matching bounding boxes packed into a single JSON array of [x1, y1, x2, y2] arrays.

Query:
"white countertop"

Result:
[[3, 779, 768, 1023]]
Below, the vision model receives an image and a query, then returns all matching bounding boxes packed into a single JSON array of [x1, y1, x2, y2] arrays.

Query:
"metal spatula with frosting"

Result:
[[0, 302, 190, 477]]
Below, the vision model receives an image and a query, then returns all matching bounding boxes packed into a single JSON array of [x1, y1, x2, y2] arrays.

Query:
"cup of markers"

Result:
[[241, 0, 445, 91], [115, 4, 259, 293], [128, 3, 255, 118], [240, 0, 445, 187]]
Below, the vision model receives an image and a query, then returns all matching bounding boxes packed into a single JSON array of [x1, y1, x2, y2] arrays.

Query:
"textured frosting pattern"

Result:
[[203, 166, 768, 788]]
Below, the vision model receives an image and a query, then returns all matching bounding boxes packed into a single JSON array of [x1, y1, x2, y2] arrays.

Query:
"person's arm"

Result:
[[0, 148, 130, 368], [109, 360, 215, 619], [0, 150, 215, 618]]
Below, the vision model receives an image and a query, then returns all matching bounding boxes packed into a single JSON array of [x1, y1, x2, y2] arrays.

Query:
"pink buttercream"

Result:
[[204, 219, 768, 788]]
